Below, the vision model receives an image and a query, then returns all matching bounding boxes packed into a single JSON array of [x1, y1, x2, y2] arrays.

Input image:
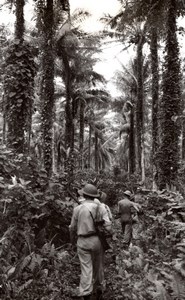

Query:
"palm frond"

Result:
[[71, 8, 91, 28]]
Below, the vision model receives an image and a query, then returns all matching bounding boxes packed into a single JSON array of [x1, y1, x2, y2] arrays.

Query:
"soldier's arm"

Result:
[[69, 207, 78, 244], [131, 202, 141, 212], [114, 201, 121, 219], [100, 205, 112, 234]]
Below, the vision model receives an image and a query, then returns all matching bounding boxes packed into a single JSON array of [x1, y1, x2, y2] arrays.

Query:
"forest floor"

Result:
[[1, 176, 185, 300], [60, 216, 136, 300], [59, 192, 185, 300]]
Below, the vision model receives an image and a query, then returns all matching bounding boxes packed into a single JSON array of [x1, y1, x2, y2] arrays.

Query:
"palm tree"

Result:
[[37, 0, 55, 176], [84, 117, 115, 172], [157, 0, 182, 189], [150, 21, 159, 189], [107, 9, 149, 177], [78, 89, 110, 168], [114, 57, 150, 176], [115, 0, 184, 189], [56, 17, 108, 174], [119, 100, 135, 174], [124, 0, 165, 188]]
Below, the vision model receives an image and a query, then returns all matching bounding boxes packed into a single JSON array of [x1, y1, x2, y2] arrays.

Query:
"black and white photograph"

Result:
[[0, 0, 185, 299]]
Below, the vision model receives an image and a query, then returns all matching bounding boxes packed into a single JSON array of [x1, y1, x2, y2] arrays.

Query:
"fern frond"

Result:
[[18, 279, 33, 294], [171, 271, 185, 299], [154, 280, 169, 300]]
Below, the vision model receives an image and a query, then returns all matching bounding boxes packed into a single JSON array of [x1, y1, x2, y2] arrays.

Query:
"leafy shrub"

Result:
[[0, 146, 74, 299]]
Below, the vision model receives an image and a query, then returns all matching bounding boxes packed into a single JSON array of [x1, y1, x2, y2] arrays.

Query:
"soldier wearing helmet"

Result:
[[118, 190, 140, 248], [69, 183, 112, 300]]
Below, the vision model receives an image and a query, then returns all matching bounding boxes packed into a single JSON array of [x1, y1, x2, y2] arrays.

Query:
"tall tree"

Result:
[[74, 89, 109, 170], [115, 57, 150, 175], [136, 29, 145, 174], [39, 0, 54, 175], [181, 90, 185, 160], [150, 16, 159, 189], [56, 20, 106, 175], [107, 6, 149, 178], [129, 0, 166, 188], [15, 0, 24, 41], [157, 0, 182, 189], [4, 0, 35, 153], [120, 100, 135, 174]]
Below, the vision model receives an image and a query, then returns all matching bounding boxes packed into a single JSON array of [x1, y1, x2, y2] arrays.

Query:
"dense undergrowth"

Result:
[[0, 147, 185, 300]]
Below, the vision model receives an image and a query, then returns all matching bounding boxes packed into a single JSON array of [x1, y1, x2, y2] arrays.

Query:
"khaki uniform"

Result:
[[118, 198, 133, 245], [70, 200, 112, 297]]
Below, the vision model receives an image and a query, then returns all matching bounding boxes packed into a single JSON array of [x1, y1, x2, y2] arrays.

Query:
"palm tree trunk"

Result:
[[141, 143, 145, 184], [88, 124, 92, 168], [150, 12, 159, 190], [52, 125, 57, 173], [79, 100, 85, 169], [2, 94, 6, 144], [182, 118, 185, 160], [128, 102, 135, 174], [40, 0, 54, 176], [136, 35, 144, 175], [157, 0, 181, 189], [94, 130, 99, 172], [15, 0, 25, 41], [60, 52, 73, 154], [5, 0, 35, 154], [62, 52, 75, 183]]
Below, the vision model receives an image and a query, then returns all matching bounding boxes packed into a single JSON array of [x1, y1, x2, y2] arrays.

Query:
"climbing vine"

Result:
[[3, 40, 36, 153]]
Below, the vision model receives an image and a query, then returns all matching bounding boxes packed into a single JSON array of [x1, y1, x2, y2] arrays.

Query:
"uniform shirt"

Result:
[[94, 198, 113, 222], [102, 203, 113, 221], [70, 200, 112, 240], [118, 198, 133, 222]]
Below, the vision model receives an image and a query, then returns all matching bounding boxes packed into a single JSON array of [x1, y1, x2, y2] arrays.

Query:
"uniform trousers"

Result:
[[77, 235, 104, 297], [121, 220, 132, 245]]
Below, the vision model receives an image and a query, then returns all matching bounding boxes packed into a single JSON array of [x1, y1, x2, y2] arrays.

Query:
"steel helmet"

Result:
[[123, 190, 132, 198], [78, 184, 100, 198]]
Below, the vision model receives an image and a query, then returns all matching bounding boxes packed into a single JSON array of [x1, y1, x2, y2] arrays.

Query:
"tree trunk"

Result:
[[182, 118, 185, 160], [150, 24, 159, 189], [52, 125, 57, 173], [5, 0, 35, 154], [141, 142, 145, 184], [94, 130, 99, 172], [7, 0, 25, 152], [136, 36, 144, 175], [61, 51, 75, 183], [79, 100, 85, 169], [157, 0, 181, 189], [2, 94, 6, 145], [40, 0, 54, 176], [128, 102, 135, 174], [15, 0, 25, 41], [88, 124, 92, 168]]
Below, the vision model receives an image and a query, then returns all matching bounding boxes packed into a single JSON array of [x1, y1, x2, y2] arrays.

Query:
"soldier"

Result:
[[69, 184, 112, 300], [118, 190, 140, 248]]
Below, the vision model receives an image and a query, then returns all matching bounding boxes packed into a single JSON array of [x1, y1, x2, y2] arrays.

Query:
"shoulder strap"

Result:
[[81, 203, 97, 225], [89, 210, 95, 224]]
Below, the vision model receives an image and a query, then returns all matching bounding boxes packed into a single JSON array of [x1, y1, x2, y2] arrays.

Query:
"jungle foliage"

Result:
[[0, 0, 185, 299], [0, 147, 185, 300]]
